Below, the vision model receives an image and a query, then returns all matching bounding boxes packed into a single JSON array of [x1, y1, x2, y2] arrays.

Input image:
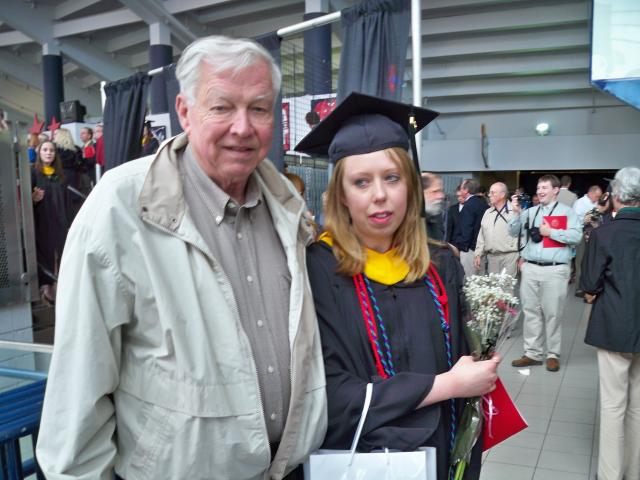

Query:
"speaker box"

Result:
[[59, 100, 86, 123]]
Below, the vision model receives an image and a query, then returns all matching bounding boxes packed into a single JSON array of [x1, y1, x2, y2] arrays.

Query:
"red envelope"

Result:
[[482, 378, 528, 450], [542, 215, 567, 248]]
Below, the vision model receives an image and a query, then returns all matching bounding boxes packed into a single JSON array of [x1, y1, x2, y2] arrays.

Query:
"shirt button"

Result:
[[257, 320, 264, 327], [267, 365, 274, 374], [247, 275, 253, 283], [215, 215, 223, 224], [237, 232, 243, 240], [270, 413, 277, 421]]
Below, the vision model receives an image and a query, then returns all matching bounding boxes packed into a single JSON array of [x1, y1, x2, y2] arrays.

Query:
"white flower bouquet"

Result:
[[450, 272, 519, 480]]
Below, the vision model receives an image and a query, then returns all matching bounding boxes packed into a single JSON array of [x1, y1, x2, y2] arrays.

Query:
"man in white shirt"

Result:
[[574, 185, 603, 223]]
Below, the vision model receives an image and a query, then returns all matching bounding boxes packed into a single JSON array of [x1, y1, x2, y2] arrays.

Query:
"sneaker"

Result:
[[511, 355, 543, 367], [546, 358, 560, 372]]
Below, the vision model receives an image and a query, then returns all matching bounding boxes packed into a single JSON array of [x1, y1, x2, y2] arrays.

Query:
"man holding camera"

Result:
[[508, 175, 582, 372]]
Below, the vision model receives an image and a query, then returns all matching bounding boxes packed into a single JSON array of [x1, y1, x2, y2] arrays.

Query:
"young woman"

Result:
[[297, 93, 499, 479], [31, 140, 70, 304]]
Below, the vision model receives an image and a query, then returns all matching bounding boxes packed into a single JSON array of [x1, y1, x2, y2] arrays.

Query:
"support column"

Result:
[[304, 0, 331, 94], [149, 23, 173, 114], [42, 43, 64, 125]]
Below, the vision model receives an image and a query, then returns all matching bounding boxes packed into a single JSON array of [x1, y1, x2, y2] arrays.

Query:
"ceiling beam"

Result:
[[0, 1, 134, 81], [0, 30, 32, 47], [0, 50, 103, 115], [54, 0, 102, 20], [117, 0, 196, 48], [197, 0, 300, 23]]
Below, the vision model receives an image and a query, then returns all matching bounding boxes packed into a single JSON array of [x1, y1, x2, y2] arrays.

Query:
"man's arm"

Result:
[[474, 211, 488, 268], [507, 208, 525, 237], [36, 224, 131, 480], [458, 199, 478, 251], [580, 229, 607, 295], [548, 207, 582, 246]]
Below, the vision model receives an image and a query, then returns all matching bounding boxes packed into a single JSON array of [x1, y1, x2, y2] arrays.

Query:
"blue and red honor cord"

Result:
[[353, 263, 457, 452]]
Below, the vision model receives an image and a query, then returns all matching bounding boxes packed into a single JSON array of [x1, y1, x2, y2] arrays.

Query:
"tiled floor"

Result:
[[480, 285, 600, 480]]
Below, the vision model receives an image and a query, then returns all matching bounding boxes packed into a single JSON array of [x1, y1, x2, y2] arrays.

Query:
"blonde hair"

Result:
[[53, 128, 76, 151], [325, 147, 430, 282]]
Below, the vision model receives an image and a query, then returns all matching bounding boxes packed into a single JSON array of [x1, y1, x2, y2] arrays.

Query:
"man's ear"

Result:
[[175, 94, 190, 134]]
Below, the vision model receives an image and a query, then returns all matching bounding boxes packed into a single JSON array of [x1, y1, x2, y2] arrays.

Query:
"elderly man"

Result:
[[36, 36, 327, 480], [508, 174, 582, 372], [581, 167, 640, 480], [474, 182, 519, 276], [421, 171, 446, 241]]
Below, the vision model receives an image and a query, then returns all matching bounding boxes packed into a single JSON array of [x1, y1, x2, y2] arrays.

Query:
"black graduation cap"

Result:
[[294, 91, 439, 164]]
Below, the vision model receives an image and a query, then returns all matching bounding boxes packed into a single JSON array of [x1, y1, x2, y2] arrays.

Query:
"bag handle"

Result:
[[348, 383, 373, 465]]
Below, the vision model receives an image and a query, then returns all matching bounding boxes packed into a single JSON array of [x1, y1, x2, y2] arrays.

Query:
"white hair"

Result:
[[175, 35, 281, 106], [612, 166, 640, 205]]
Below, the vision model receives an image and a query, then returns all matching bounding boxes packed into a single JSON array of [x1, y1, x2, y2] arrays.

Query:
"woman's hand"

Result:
[[417, 355, 500, 408], [447, 355, 500, 397], [32, 187, 44, 203]]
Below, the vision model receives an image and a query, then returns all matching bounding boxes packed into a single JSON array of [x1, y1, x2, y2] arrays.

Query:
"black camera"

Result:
[[588, 207, 602, 223], [529, 226, 543, 243], [517, 193, 531, 210]]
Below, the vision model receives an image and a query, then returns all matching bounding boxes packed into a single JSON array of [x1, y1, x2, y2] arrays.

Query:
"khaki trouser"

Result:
[[519, 262, 570, 360], [597, 349, 640, 480], [486, 251, 519, 277], [460, 250, 478, 277]]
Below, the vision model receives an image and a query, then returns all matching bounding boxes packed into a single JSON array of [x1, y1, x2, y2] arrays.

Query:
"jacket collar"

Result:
[[616, 207, 640, 221], [137, 132, 313, 245]]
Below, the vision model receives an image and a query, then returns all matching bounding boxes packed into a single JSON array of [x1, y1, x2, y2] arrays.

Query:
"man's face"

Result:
[[176, 60, 275, 187], [536, 181, 559, 205], [455, 189, 465, 204], [80, 128, 91, 143], [423, 177, 445, 215], [488, 184, 505, 207], [588, 188, 603, 203], [94, 125, 103, 139]]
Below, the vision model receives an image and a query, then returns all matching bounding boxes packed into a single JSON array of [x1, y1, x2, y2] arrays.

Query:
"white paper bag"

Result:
[[304, 384, 437, 479]]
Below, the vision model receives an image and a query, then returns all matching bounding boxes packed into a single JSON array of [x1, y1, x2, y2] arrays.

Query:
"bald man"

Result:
[[474, 182, 519, 276]]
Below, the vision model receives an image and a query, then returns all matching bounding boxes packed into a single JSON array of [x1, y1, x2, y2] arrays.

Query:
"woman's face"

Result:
[[39, 142, 56, 166], [340, 150, 408, 253]]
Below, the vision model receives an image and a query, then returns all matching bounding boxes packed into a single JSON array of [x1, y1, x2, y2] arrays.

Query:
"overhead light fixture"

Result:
[[535, 122, 550, 136]]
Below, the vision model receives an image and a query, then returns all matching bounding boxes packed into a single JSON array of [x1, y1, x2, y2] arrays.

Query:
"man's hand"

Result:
[[511, 195, 521, 214], [474, 255, 482, 270], [584, 293, 596, 304], [539, 219, 552, 237]]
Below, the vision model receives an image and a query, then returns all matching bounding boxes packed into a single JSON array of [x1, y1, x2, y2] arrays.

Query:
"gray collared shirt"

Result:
[[180, 145, 291, 443], [508, 200, 582, 264]]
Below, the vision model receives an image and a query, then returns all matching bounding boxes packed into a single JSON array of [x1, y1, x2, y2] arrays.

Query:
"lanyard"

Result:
[[530, 201, 558, 227]]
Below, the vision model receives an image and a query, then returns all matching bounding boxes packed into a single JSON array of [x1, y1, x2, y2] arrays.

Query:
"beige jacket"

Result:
[[474, 202, 518, 257], [36, 133, 327, 480]]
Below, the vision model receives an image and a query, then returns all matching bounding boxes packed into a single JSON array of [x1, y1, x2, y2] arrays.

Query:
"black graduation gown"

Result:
[[31, 168, 70, 285], [306, 242, 482, 480]]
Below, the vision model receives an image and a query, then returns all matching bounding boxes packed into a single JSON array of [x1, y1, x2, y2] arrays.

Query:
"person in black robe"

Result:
[[31, 140, 70, 303], [295, 93, 499, 480]]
